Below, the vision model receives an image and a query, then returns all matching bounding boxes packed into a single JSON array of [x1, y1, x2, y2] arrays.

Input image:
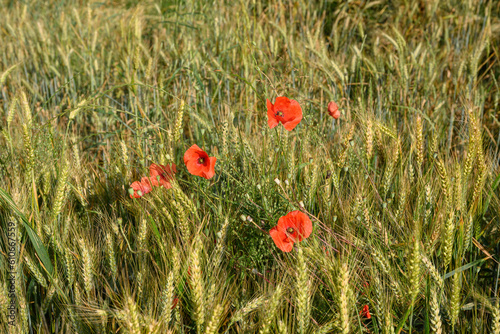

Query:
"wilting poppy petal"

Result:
[[360, 305, 371, 319], [129, 177, 153, 198], [328, 101, 340, 119], [148, 176, 160, 187], [139, 177, 153, 193], [129, 181, 144, 198], [184, 144, 217, 179], [267, 96, 303, 131], [270, 226, 294, 252], [129, 163, 176, 199], [149, 163, 176, 188]]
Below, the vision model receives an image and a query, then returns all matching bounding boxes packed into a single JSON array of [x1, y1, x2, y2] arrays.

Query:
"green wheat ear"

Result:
[[296, 247, 310, 334], [429, 286, 443, 334], [337, 261, 352, 334], [79, 238, 94, 298], [173, 99, 185, 142], [160, 271, 175, 327], [190, 235, 206, 333], [259, 285, 282, 334]]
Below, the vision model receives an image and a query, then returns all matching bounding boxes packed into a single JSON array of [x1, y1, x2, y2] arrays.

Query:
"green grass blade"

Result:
[[0, 187, 54, 275]]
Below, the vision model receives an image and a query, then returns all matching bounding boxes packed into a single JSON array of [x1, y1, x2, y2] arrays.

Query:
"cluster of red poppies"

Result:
[[129, 97, 340, 253], [129, 163, 177, 198], [267, 97, 340, 131], [129, 144, 217, 198]]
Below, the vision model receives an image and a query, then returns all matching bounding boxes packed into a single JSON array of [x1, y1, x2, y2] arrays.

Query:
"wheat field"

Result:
[[0, 0, 499, 333]]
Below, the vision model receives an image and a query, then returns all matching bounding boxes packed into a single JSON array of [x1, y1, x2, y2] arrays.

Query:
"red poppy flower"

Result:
[[269, 211, 312, 252], [183, 144, 217, 179], [267, 97, 303, 131], [328, 101, 340, 119], [360, 305, 371, 319], [149, 163, 177, 188], [129, 177, 153, 198]]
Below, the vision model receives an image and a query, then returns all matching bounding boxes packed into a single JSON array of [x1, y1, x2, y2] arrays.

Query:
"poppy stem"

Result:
[[248, 219, 268, 234]]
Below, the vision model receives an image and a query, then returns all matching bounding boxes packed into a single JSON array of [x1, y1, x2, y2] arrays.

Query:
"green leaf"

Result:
[[297, 162, 310, 170], [0, 62, 21, 86], [444, 258, 486, 280], [0, 187, 53, 275], [147, 215, 162, 243], [396, 303, 413, 334]]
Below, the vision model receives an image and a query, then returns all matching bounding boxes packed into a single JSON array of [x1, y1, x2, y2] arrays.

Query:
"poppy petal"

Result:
[[149, 176, 160, 187], [184, 145, 202, 165], [267, 98, 274, 112], [282, 116, 302, 131], [268, 116, 279, 129], [150, 163, 175, 178], [149, 163, 176, 188], [184, 145, 203, 177], [277, 210, 312, 242], [130, 178, 152, 198], [267, 99, 279, 129], [270, 226, 294, 252], [282, 99, 302, 131], [149, 163, 162, 178], [185, 158, 202, 177], [129, 181, 143, 198], [274, 96, 291, 107], [360, 305, 371, 319], [139, 177, 153, 194], [202, 156, 217, 180], [161, 179, 173, 189], [294, 211, 312, 241]]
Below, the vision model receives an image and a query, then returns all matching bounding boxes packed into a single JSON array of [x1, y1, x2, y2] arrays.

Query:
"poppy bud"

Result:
[[360, 305, 371, 319], [328, 101, 340, 119]]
